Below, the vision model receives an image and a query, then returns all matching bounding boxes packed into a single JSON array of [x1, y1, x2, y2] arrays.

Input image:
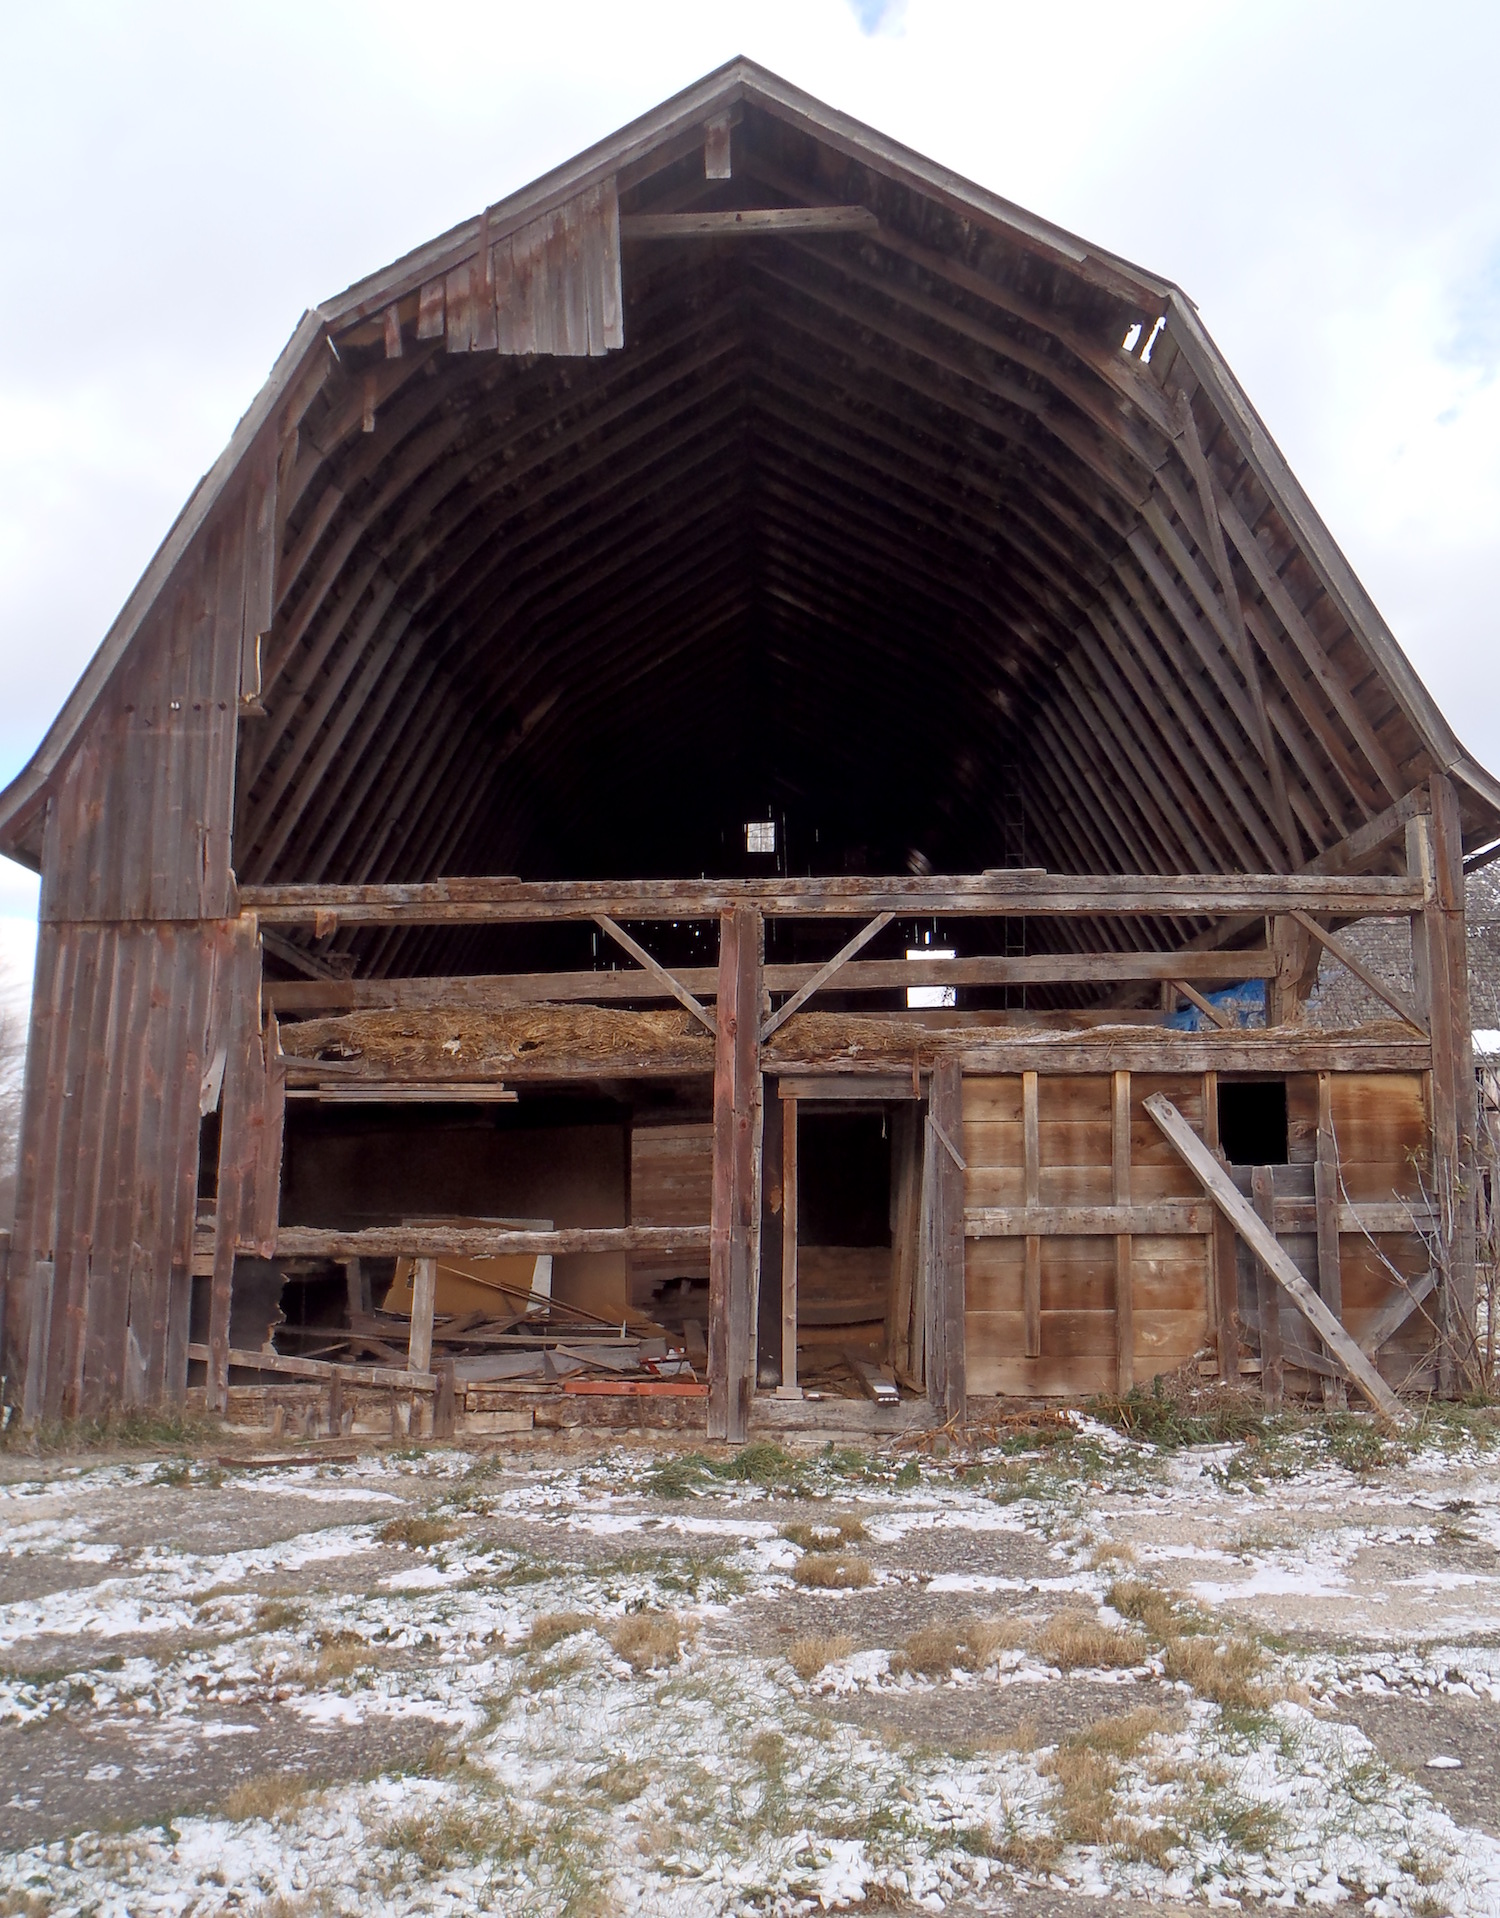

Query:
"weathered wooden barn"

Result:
[[2, 60, 1497, 1439]]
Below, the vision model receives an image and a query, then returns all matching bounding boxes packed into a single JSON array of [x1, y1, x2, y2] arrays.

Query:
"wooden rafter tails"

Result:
[[1167, 978, 1237, 1031], [593, 915, 717, 1035], [1145, 1092, 1410, 1425], [760, 912, 894, 1041], [1288, 909, 1427, 1032]]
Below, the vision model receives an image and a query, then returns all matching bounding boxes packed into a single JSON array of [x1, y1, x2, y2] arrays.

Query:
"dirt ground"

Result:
[[3, 1406, 1500, 1913]]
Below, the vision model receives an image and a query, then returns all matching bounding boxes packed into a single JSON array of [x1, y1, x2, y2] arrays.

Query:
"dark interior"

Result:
[[1218, 1079, 1289, 1165]]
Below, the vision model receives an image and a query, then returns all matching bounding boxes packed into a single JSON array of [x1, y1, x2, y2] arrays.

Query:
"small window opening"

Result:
[[745, 820, 775, 854], [1218, 1079, 1288, 1165], [906, 946, 956, 1009], [1121, 321, 1143, 353], [1140, 315, 1166, 363]]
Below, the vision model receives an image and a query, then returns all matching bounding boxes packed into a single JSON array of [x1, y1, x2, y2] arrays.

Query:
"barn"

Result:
[[2, 59, 1495, 1440]]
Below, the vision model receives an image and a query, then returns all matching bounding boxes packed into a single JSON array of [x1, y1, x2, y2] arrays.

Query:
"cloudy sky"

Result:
[[2, 0, 1498, 1012]]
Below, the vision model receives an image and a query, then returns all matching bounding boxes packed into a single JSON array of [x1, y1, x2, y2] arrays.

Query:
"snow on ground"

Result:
[[1, 1413, 1500, 1912]]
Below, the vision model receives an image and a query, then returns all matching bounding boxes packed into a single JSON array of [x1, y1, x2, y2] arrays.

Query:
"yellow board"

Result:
[[381, 1253, 551, 1318]]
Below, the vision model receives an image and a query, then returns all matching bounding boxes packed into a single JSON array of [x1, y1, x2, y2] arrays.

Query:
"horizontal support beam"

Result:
[[286, 1083, 518, 1102], [955, 1036, 1430, 1074], [966, 1200, 1435, 1238], [270, 1225, 711, 1259], [188, 1343, 435, 1390], [241, 872, 1421, 928], [269, 947, 1280, 1015], [620, 206, 879, 237]]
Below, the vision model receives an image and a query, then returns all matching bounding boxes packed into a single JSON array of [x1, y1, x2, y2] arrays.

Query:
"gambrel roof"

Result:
[[4, 56, 1497, 950]]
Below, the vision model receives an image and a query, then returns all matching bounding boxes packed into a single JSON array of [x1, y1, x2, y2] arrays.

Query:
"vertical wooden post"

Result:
[[207, 920, 264, 1416], [778, 1095, 800, 1397], [926, 1055, 966, 1424], [1204, 1072, 1241, 1381], [1251, 1165, 1283, 1409], [20, 1261, 54, 1431], [344, 1259, 368, 1321], [1112, 1069, 1134, 1394], [1022, 1070, 1041, 1360], [326, 1368, 343, 1439], [1410, 776, 1476, 1392], [887, 1103, 922, 1381], [408, 1258, 436, 1376], [1315, 1074, 1347, 1409], [1267, 915, 1314, 1027], [709, 906, 762, 1442], [433, 1358, 456, 1439]]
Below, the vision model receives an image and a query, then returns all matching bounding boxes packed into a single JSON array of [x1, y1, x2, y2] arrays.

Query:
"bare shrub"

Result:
[[788, 1631, 856, 1679], [609, 1611, 693, 1673], [793, 1552, 873, 1590]]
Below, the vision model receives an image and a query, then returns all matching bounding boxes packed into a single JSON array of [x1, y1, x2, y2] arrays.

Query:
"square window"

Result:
[[745, 821, 775, 853]]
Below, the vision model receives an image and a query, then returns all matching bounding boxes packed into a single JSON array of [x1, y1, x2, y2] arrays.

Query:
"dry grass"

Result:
[[526, 1611, 595, 1653], [1041, 1743, 1118, 1845], [788, 1631, 857, 1679], [894, 1615, 1025, 1676], [993, 1827, 1065, 1872], [779, 1515, 867, 1550], [309, 1627, 374, 1685], [609, 1611, 694, 1673], [383, 1801, 525, 1870], [793, 1551, 874, 1590], [1032, 1613, 1148, 1671], [1161, 1631, 1270, 1710], [1088, 1541, 1136, 1570], [221, 1772, 312, 1824], [1068, 1706, 1172, 1758], [378, 1513, 454, 1550], [254, 1598, 304, 1634], [1106, 1577, 1199, 1640]]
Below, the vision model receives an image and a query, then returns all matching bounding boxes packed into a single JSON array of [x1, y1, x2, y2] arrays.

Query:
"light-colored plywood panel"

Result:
[[1337, 1160, 1429, 1202], [963, 1078, 1023, 1124], [1328, 1073, 1427, 1136]]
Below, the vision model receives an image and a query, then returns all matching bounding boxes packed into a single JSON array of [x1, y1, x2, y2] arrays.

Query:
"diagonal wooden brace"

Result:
[[594, 915, 717, 1034], [1144, 1092, 1411, 1425]]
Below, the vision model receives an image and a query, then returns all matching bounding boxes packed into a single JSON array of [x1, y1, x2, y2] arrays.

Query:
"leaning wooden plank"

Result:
[[761, 911, 893, 1040], [1169, 979, 1237, 1031], [1143, 1093, 1411, 1425], [186, 1342, 434, 1389], [408, 1257, 437, 1376], [1289, 910, 1426, 1032]]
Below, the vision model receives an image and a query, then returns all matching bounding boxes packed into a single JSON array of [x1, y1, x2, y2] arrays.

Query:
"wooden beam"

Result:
[[1144, 1092, 1410, 1424], [1204, 1074, 1241, 1382], [1251, 1165, 1284, 1410], [1289, 910, 1425, 1031], [761, 911, 894, 1040], [593, 915, 717, 1035], [1113, 1069, 1133, 1394], [408, 1257, 436, 1377], [963, 1199, 1425, 1237], [266, 945, 1285, 1014], [620, 206, 878, 238], [708, 906, 762, 1443], [1315, 1080, 1346, 1409], [1022, 1069, 1040, 1360], [1358, 1269, 1438, 1356], [241, 872, 1422, 925], [780, 1095, 799, 1396], [272, 1224, 709, 1259], [927, 1055, 966, 1422], [186, 1342, 434, 1390]]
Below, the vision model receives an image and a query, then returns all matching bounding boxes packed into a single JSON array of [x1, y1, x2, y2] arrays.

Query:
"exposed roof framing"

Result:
[[4, 56, 1497, 992]]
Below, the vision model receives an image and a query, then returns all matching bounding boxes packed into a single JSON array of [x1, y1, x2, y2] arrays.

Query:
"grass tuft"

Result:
[[788, 1632, 857, 1679], [221, 1772, 311, 1824], [378, 1513, 454, 1549], [779, 1515, 866, 1550], [526, 1611, 595, 1654], [893, 1616, 1024, 1676], [793, 1551, 873, 1590], [1032, 1613, 1147, 1671], [609, 1611, 694, 1673]]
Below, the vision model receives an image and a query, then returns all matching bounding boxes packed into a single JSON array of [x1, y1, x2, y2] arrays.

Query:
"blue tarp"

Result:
[[1164, 978, 1266, 1031]]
